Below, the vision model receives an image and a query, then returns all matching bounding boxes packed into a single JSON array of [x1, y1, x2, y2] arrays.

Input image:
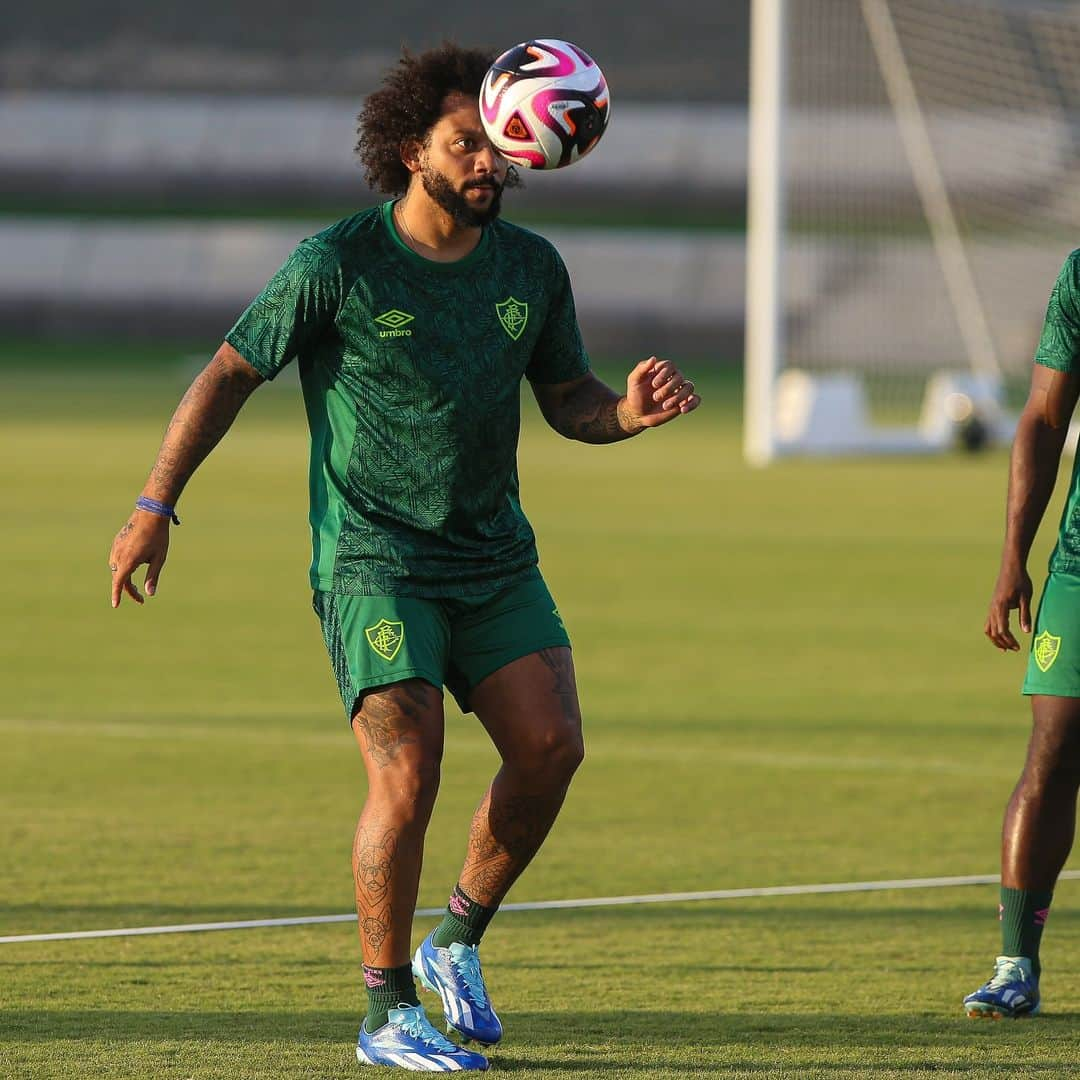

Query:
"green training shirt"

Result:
[[1034, 248, 1080, 575], [226, 201, 589, 596]]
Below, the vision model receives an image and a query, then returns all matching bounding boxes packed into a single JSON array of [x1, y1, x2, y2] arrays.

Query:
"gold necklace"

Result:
[[395, 201, 420, 252]]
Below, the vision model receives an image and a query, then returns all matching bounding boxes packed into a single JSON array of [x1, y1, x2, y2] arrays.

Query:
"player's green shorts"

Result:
[[312, 572, 570, 717], [1023, 572, 1080, 697]]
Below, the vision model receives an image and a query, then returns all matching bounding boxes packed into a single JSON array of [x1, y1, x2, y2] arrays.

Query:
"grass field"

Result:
[[2, 343, 1080, 1078]]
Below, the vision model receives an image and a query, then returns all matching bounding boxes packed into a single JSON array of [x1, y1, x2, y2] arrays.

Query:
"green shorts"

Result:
[[1023, 572, 1080, 697], [313, 573, 571, 717]]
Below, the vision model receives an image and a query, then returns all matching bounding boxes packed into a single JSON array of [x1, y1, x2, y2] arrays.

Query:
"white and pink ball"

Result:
[[480, 39, 611, 170]]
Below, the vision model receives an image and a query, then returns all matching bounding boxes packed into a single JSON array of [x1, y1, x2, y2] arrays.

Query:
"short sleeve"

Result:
[[225, 239, 342, 380], [525, 247, 590, 385], [1035, 251, 1080, 373]]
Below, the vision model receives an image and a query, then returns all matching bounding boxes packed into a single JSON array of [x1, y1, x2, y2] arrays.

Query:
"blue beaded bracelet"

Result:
[[135, 496, 181, 525]]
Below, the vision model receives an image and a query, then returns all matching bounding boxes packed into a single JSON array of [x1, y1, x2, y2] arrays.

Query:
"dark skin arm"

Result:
[[531, 356, 701, 443], [985, 364, 1080, 651], [108, 342, 264, 607]]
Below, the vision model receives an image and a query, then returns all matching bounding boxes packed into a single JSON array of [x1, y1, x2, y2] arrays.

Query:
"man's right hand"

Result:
[[984, 561, 1033, 652], [109, 511, 171, 608]]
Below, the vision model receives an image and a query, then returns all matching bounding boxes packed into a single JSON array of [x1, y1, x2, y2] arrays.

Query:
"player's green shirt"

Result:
[[226, 201, 589, 596], [1034, 248, 1080, 574]]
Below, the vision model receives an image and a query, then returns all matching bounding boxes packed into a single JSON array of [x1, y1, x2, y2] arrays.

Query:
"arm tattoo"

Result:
[[546, 378, 643, 444], [146, 354, 263, 502]]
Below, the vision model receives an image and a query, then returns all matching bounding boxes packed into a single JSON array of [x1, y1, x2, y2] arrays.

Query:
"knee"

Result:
[[368, 753, 443, 822], [1021, 748, 1080, 792], [400, 755, 444, 809], [515, 724, 585, 787]]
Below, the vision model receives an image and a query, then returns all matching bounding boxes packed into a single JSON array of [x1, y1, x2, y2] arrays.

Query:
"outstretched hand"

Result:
[[984, 561, 1033, 652], [108, 511, 171, 608], [623, 357, 701, 430]]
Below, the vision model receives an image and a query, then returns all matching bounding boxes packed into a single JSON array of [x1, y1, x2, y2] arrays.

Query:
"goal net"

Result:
[[745, 0, 1080, 462]]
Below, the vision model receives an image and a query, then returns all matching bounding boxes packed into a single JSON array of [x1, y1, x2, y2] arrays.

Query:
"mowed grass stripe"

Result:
[[0, 715, 1024, 777]]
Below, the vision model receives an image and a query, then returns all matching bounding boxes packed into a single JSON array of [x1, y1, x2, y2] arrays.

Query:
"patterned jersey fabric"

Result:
[[226, 202, 589, 595], [1034, 249, 1080, 574]]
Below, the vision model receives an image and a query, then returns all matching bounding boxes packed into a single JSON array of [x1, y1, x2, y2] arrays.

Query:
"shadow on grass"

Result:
[[0, 901, 353, 919], [0, 902, 357, 940], [498, 902, 1068, 928], [3, 1007, 1078, 1049]]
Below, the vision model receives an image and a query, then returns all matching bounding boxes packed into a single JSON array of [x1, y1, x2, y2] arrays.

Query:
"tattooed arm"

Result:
[[108, 342, 264, 607], [143, 342, 265, 505], [531, 356, 701, 444], [531, 372, 641, 444]]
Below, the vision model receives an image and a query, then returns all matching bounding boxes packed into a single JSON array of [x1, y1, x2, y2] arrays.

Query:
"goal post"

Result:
[[744, 0, 787, 467], [745, 0, 1080, 463]]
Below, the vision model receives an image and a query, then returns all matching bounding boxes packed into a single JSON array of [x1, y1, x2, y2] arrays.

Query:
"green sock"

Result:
[[1000, 887, 1053, 978], [431, 885, 498, 948], [363, 963, 419, 1032]]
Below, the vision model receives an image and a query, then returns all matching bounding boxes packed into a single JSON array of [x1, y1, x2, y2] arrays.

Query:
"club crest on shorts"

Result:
[[496, 296, 528, 340], [365, 619, 404, 662], [1034, 630, 1061, 673]]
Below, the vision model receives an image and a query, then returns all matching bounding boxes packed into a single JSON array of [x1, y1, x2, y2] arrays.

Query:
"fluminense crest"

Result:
[[1034, 630, 1061, 673], [365, 619, 405, 662], [496, 296, 529, 340]]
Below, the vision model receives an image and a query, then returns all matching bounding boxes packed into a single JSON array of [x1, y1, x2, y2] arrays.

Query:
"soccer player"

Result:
[[966, 250, 1080, 1020], [107, 44, 700, 1072]]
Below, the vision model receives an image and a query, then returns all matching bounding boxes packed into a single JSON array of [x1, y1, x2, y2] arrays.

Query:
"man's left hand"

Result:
[[621, 356, 702, 432]]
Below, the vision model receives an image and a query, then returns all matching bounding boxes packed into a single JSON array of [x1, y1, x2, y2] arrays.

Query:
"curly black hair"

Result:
[[356, 42, 503, 195]]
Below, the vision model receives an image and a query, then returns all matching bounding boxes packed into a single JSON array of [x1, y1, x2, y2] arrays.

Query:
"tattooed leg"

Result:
[[351, 678, 445, 967], [460, 648, 585, 907]]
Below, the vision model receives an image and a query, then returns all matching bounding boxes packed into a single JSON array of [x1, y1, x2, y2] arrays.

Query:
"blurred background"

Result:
[[0, 2, 749, 359], [7, 0, 1080, 443]]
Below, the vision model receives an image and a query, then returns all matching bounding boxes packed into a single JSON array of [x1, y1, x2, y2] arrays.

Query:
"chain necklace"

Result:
[[395, 200, 421, 253]]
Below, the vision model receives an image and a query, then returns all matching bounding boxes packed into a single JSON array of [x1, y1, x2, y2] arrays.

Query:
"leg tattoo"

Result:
[[353, 826, 397, 957], [459, 788, 566, 907], [353, 681, 436, 768], [538, 647, 581, 725], [349, 680, 444, 967], [460, 648, 584, 908]]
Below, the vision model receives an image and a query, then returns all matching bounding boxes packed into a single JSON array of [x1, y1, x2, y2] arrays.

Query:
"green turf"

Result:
[[1, 350, 1078, 1078]]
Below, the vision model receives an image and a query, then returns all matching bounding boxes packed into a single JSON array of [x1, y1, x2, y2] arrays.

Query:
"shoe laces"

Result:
[[394, 1005, 461, 1052], [448, 942, 489, 1006], [986, 956, 1029, 990]]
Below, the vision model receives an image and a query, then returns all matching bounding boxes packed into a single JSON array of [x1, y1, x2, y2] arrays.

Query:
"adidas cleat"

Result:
[[356, 1004, 489, 1071], [413, 931, 503, 1046], [963, 955, 1041, 1019]]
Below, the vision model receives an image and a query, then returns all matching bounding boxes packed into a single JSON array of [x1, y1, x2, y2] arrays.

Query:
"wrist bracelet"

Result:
[[135, 496, 181, 525]]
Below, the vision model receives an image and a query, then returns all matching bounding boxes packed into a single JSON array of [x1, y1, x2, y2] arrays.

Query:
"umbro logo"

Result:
[[374, 309, 415, 338]]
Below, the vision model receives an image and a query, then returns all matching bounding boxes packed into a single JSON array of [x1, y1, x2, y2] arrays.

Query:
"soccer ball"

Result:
[[480, 39, 611, 170]]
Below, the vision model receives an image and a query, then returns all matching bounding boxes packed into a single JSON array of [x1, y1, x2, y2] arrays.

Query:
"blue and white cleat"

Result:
[[356, 1004, 489, 1071], [963, 955, 1041, 1019], [413, 932, 503, 1046]]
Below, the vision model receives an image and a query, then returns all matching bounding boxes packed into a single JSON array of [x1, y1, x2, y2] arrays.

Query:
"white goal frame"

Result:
[[744, 0, 1016, 465]]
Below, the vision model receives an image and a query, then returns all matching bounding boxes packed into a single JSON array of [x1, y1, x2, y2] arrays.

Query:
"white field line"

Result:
[[4, 870, 1080, 945]]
